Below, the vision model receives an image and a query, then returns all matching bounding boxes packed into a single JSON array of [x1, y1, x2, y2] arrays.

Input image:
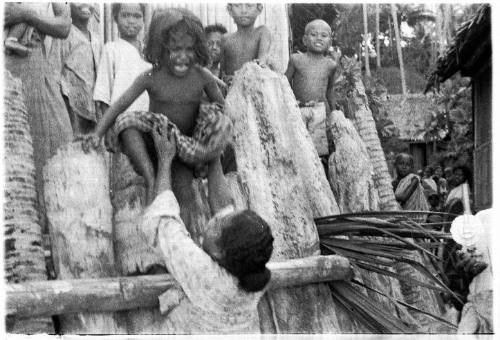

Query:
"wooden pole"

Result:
[[363, 4, 371, 77], [375, 4, 381, 69], [7, 255, 352, 318], [391, 4, 407, 96]]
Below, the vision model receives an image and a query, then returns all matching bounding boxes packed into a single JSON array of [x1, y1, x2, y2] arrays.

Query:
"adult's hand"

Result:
[[152, 124, 177, 166]]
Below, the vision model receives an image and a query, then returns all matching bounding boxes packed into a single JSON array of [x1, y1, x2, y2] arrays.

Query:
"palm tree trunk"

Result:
[[4, 71, 54, 333], [375, 4, 381, 69], [363, 4, 371, 77], [391, 4, 407, 96]]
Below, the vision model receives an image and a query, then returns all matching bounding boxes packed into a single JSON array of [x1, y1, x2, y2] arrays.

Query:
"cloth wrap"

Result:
[[107, 102, 232, 166]]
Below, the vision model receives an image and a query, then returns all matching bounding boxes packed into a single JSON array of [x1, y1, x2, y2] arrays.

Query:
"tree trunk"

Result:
[[375, 4, 381, 69], [363, 4, 371, 77], [346, 62, 445, 332], [43, 142, 126, 334], [225, 63, 361, 333], [4, 71, 54, 334], [327, 109, 417, 327], [391, 4, 407, 95]]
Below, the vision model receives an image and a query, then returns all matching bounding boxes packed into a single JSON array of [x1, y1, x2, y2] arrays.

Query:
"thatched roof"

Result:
[[425, 4, 491, 92], [381, 94, 442, 142]]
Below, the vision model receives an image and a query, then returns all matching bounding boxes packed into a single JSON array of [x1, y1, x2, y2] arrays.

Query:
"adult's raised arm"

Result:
[[207, 158, 234, 215], [4, 3, 71, 39]]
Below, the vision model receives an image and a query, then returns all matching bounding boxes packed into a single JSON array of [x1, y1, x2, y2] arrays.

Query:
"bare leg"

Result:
[[120, 128, 156, 205], [171, 160, 197, 234]]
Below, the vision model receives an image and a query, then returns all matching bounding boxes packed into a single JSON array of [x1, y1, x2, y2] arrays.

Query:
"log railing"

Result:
[[7, 255, 352, 318]]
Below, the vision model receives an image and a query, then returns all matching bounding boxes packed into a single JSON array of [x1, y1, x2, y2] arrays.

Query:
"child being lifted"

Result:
[[84, 8, 231, 206], [285, 19, 338, 158]]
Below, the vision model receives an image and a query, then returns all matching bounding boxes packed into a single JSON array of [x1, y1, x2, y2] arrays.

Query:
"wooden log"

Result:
[[225, 63, 350, 333], [7, 255, 352, 318], [43, 142, 126, 334], [4, 71, 54, 333]]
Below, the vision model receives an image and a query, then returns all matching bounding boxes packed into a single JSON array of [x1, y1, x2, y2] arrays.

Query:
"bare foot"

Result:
[[5, 38, 30, 57]]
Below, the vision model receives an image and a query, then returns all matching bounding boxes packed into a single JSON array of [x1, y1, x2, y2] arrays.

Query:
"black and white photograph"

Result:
[[2, 1, 496, 336]]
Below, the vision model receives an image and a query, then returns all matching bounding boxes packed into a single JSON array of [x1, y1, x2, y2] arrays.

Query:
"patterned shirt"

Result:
[[142, 190, 264, 334]]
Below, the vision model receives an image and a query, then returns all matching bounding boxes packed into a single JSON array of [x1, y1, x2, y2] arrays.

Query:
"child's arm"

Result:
[[202, 68, 225, 105], [284, 56, 296, 85], [257, 26, 272, 63], [326, 61, 338, 112], [83, 71, 150, 150]]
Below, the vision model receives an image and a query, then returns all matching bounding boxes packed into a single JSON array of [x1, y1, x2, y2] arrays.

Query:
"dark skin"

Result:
[[84, 29, 224, 205], [285, 20, 337, 113], [220, 3, 272, 77], [393, 156, 419, 204]]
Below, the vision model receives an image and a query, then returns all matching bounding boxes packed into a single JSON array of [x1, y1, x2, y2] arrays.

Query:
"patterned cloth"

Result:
[[141, 190, 264, 334], [395, 173, 430, 222], [107, 102, 232, 166]]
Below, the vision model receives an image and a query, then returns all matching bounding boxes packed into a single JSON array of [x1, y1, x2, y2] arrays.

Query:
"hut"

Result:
[[426, 4, 491, 210], [381, 94, 445, 172]]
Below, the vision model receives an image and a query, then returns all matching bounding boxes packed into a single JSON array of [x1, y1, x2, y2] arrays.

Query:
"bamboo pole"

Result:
[[7, 255, 352, 318], [391, 4, 407, 96], [363, 4, 371, 78], [375, 4, 381, 69]]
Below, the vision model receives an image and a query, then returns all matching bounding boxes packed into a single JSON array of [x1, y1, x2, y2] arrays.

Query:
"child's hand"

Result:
[[81, 133, 102, 153], [152, 124, 176, 163]]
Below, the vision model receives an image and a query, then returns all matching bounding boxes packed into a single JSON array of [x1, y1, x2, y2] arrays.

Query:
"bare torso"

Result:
[[288, 53, 336, 106], [222, 26, 267, 76], [147, 66, 210, 135]]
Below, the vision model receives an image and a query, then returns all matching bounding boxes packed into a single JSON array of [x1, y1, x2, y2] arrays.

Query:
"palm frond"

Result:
[[351, 279, 458, 330], [330, 281, 416, 333]]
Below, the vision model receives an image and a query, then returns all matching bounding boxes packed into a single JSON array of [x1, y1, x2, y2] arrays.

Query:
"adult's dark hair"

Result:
[[144, 8, 209, 68], [205, 23, 228, 35], [219, 210, 274, 293], [111, 3, 146, 21], [453, 165, 473, 184]]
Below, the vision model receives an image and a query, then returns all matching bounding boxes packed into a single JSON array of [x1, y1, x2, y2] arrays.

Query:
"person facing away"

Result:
[[392, 153, 429, 218], [60, 3, 102, 135], [285, 19, 338, 115], [84, 8, 230, 208], [143, 125, 274, 333], [220, 3, 272, 82], [93, 3, 150, 118]]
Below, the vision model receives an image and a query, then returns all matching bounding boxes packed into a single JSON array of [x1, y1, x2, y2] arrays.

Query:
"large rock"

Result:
[[225, 62, 346, 333]]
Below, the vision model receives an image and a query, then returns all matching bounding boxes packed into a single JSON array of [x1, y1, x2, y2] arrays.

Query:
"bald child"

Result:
[[285, 19, 337, 114], [221, 3, 272, 81]]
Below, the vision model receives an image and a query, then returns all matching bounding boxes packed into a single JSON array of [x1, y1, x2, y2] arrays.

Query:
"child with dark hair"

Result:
[[221, 3, 272, 83], [93, 3, 150, 119], [205, 23, 227, 77], [85, 8, 230, 207]]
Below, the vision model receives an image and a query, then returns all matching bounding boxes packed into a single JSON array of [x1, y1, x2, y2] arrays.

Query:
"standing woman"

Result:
[[4, 3, 73, 226]]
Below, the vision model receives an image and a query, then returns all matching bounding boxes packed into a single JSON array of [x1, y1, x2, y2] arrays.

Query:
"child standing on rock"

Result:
[[285, 19, 338, 160], [84, 8, 230, 207]]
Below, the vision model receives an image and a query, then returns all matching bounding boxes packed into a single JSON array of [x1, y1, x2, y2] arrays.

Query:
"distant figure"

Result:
[[84, 8, 229, 208], [221, 3, 272, 83], [445, 165, 473, 213], [93, 3, 150, 118], [444, 166, 456, 190], [421, 165, 438, 199], [61, 3, 102, 135], [392, 153, 429, 220], [432, 165, 448, 204], [205, 23, 227, 78]]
